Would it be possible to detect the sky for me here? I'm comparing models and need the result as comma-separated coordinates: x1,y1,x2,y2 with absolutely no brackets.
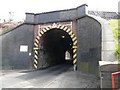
0,0,120,22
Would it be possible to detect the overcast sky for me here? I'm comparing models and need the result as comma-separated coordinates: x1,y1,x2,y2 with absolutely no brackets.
0,0,119,21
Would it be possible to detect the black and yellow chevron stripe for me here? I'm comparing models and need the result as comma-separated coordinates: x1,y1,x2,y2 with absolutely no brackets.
33,27,50,69
33,24,77,69
59,25,77,65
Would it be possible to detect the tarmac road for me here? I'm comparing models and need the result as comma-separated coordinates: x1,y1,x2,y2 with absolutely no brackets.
1,64,100,88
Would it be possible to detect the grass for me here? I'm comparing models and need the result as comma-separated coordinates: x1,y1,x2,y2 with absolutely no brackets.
0,28,11,35
0,22,23,36
109,19,120,60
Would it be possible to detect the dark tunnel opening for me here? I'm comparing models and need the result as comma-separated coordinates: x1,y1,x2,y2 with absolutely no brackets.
39,28,73,67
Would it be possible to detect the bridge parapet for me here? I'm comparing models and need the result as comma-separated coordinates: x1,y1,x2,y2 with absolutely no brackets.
25,4,88,24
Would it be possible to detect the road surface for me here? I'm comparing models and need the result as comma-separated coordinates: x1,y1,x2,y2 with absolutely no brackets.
1,64,100,88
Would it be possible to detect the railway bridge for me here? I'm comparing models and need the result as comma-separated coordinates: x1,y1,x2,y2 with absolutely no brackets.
1,4,115,75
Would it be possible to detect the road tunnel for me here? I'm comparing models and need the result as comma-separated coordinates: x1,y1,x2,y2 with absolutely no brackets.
38,28,73,68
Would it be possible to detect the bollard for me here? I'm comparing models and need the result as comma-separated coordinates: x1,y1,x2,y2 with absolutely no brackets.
74,64,77,71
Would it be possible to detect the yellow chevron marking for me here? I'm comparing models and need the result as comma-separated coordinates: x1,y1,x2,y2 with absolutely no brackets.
36,36,40,40
34,43,39,47
72,37,77,41
33,25,78,69
63,27,68,31
73,40,77,45
46,27,50,30
73,49,77,53
33,47,39,50
35,54,38,59
60,26,65,29
57,24,61,28
66,29,71,33
69,31,72,35
38,33,42,37
43,28,47,32
34,64,37,69
35,39,39,44
35,50,38,54
52,23,58,28
34,59,38,64
41,30,44,34
73,59,77,64
72,46,77,48
73,54,77,58
34,43,38,47
71,34,75,38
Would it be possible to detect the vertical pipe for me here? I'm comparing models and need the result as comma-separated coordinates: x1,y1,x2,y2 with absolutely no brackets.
111,73,115,90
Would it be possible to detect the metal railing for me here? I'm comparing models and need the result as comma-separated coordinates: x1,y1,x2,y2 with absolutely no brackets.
111,71,120,90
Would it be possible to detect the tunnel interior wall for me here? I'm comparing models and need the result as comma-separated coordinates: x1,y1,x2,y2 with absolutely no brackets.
77,16,102,75
37,29,73,68
1,24,34,69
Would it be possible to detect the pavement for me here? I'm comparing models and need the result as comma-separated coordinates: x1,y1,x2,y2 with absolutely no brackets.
0,64,100,89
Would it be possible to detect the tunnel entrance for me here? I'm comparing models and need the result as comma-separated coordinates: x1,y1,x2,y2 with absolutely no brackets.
40,28,73,67
33,24,77,69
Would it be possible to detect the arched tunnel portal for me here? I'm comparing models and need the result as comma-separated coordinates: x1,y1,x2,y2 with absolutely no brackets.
33,25,77,69
41,29,73,66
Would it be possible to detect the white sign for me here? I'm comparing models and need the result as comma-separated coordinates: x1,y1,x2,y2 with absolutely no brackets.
65,51,70,60
20,45,28,52
29,53,31,56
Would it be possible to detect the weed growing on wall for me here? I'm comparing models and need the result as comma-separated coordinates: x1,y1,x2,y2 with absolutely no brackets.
109,19,120,60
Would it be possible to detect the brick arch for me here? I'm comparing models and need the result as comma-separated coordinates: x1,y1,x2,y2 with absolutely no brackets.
33,24,77,69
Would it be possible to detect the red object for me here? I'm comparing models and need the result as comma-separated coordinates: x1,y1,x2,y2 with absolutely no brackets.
111,71,120,90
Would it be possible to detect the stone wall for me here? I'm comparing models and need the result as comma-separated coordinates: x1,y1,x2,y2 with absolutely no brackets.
1,24,34,69
77,16,102,75
99,61,120,88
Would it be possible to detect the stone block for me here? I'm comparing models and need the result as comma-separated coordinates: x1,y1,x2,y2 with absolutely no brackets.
102,42,115,51
102,51,116,61
99,61,120,88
